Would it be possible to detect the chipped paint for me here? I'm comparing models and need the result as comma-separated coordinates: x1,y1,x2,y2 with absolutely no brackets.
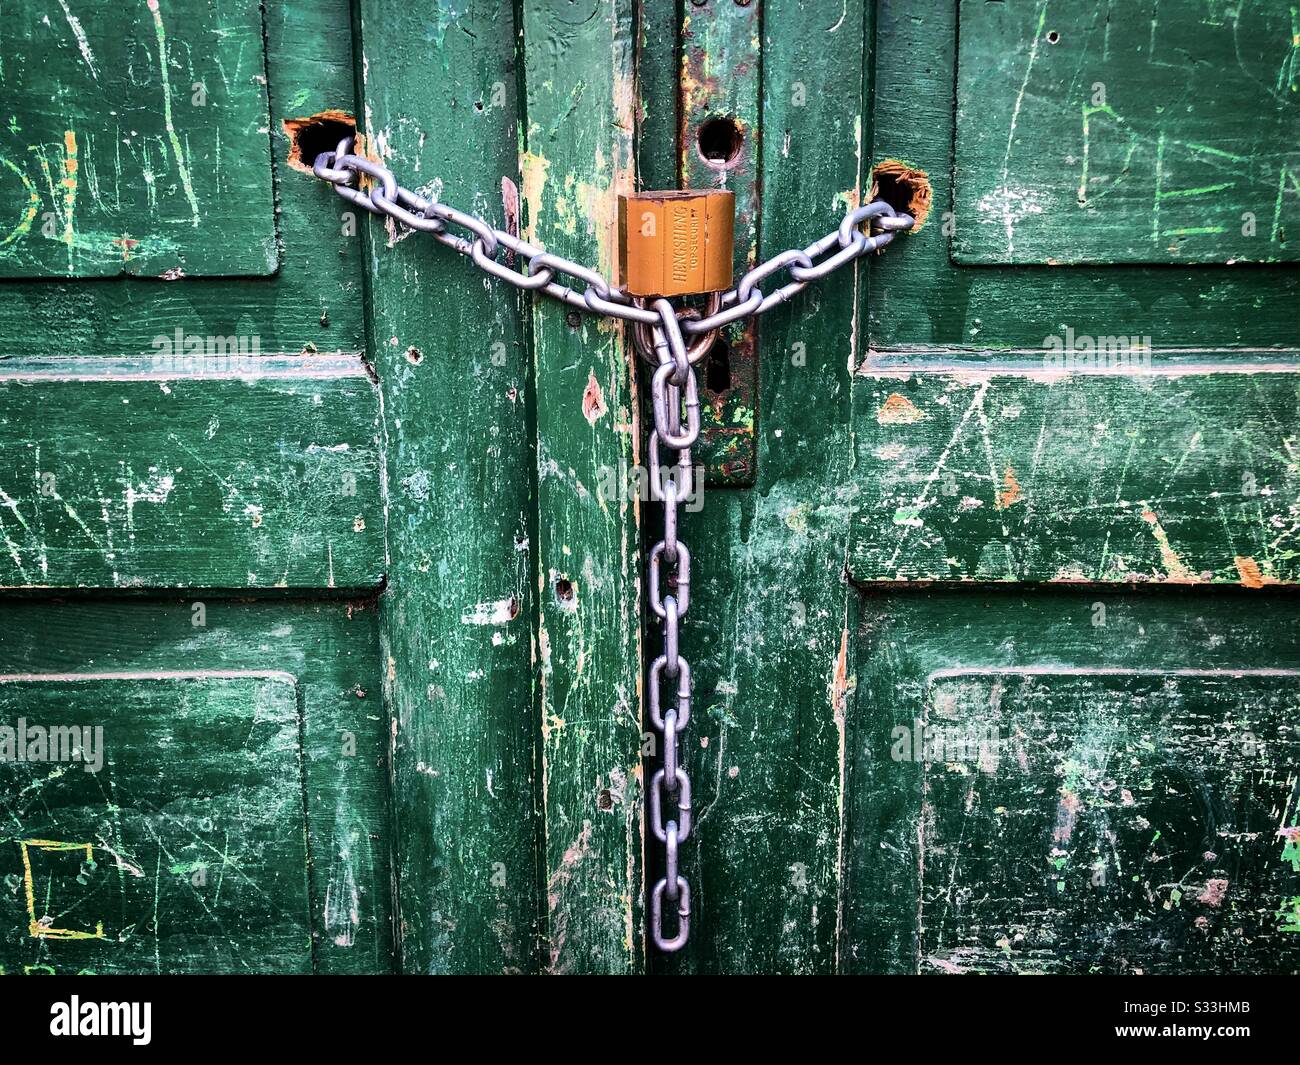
877,392,927,425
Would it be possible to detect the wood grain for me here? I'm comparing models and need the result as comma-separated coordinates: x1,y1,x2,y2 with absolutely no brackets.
521,0,646,975
0,355,383,590
355,0,543,974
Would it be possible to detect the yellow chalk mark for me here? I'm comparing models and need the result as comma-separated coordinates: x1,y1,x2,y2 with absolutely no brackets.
0,155,39,248
60,130,77,266
21,839,106,941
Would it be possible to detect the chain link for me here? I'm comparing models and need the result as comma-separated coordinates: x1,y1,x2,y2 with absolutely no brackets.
312,136,913,954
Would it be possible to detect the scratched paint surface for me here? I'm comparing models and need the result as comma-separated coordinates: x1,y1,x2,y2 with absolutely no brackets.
0,356,383,590
521,0,646,975
954,0,1299,264
0,599,393,975
850,369,1300,584
841,0,1300,979
648,0,871,974
0,0,366,355
0,0,277,278
844,589,1300,974
355,0,542,974
869,0,1300,349
0,675,310,974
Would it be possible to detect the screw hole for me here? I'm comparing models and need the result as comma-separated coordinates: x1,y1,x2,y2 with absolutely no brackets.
554,578,575,603
1046,30,1060,44
696,116,744,170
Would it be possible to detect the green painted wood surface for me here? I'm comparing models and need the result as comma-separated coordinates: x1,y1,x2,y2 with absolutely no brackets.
0,0,278,278
849,367,1300,585
844,588,1300,974
0,674,310,974
954,0,1299,265
521,0,645,975
0,599,392,975
654,0,872,974
681,0,761,485
355,0,542,974
869,0,1300,350
0,0,365,356
0,356,383,590
842,0,1300,979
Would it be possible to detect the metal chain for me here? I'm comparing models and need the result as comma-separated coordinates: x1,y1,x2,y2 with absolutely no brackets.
643,299,697,951
312,136,914,954
313,137,913,343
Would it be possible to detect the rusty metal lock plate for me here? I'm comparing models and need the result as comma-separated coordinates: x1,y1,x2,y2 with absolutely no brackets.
618,191,734,297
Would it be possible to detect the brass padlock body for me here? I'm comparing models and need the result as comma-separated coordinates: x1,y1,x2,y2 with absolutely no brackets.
618,191,734,297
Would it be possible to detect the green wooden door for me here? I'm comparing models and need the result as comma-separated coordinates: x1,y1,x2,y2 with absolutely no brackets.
0,1,392,975
840,0,1300,976
2,0,1295,976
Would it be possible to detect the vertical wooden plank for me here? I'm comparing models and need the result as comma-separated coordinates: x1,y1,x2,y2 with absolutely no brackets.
355,2,541,973
520,0,645,974
635,0,678,192
680,0,762,484
657,0,869,973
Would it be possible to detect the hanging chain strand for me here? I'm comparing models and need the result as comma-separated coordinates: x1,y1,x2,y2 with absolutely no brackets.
644,299,697,951
312,136,913,954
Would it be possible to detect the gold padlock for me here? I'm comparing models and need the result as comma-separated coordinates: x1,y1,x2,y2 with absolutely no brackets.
618,191,734,297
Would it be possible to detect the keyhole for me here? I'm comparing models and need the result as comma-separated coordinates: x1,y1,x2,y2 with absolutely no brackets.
696,116,744,170
706,337,732,393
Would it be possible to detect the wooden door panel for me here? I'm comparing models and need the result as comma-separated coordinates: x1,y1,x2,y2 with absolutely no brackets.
868,0,1300,350
844,588,1300,974
0,1,392,975
844,0,1300,979
0,0,278,279
0,0,362,358
0,600,392,975
850,367,1300,585
0,673,311,974
0,355,383,590
953,0,1299,265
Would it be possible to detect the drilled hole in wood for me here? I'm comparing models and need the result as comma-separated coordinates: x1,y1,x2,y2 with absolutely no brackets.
1046,30,1061,44
871,159,932,231
697,116,744,170
283,111,356,174
554,578,575,603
